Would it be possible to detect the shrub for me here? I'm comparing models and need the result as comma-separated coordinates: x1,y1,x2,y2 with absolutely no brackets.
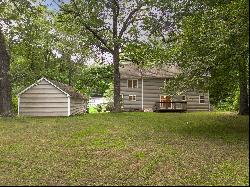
96,104,103,113
105,102,114,112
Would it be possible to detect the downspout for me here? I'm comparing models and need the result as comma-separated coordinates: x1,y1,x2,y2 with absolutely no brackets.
139,68,144,111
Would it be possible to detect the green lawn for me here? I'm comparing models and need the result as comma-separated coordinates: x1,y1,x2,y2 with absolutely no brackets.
0,112,249,186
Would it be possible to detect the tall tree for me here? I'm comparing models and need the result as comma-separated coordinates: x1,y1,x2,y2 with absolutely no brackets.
164,0,249,115
0,28,12,115
54,0,181,112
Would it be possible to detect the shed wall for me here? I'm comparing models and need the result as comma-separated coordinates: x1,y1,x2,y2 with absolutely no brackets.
70,98,87,115
19,80,68,116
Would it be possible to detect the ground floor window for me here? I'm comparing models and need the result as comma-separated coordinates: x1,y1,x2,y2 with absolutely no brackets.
199,95,205,103
129,95,136,101
182,95,186,101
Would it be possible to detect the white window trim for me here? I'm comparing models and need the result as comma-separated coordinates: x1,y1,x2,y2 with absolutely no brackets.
127,79,138,88
199,95,205,104
129,95,136,101
68,96,71,116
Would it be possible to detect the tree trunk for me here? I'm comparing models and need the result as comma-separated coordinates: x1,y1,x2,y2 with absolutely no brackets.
113,45,121,112
0,29,12,116
238,61,249,115
112,2,121,112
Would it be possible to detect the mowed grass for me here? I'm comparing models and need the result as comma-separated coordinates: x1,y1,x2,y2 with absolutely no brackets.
0,112,248,186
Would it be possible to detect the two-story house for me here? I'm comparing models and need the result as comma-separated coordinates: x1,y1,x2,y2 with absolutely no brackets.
120,64,210,112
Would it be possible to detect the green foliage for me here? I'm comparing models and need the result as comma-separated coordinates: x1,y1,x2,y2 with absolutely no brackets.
96,104,102,113
103,82,113,102
74,65,113,96
11,95,18,113
163,0,249,109
1,1,114,112
104,102,114,112
215,89,240,112
88,106,98,113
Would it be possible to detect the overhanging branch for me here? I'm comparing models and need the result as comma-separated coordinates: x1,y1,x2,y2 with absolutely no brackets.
118,4,143,39
55,0,114,54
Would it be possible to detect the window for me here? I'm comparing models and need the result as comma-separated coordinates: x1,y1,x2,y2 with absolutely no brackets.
128,79,138,88
199,95,205,103
129,95,136,101
182,95,186,101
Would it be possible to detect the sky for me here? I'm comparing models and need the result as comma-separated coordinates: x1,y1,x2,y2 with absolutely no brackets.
42,0,69,11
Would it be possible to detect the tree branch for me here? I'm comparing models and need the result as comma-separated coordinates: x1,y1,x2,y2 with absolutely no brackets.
118,3,143,39
82,23,113,54
112,0,120,17
55,0,114,54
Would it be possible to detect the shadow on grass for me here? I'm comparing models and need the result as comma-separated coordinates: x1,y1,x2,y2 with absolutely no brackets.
171,114,249,143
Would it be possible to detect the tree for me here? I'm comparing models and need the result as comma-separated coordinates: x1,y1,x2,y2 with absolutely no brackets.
54,0,182,112
0,28,11,115
164,0,249,115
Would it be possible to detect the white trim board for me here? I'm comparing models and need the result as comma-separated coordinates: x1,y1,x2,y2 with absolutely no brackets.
17,77,70,97
18,96,20,116
68,96,71,116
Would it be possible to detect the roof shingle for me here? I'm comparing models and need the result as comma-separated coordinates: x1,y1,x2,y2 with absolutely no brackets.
120,63,180,79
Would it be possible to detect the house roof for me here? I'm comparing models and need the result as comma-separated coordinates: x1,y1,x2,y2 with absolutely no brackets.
18,77,87,100
120,63,180,79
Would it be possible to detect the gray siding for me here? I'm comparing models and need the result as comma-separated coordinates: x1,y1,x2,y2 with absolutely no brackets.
71,98,87,115
185,92,209,111
19,80,68,116
120,79,142,109
143,78,166,109
120,78,210,111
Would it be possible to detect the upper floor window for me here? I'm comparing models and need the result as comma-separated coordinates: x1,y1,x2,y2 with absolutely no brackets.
128,79,138,88
182,95,186,101
199,95,205,103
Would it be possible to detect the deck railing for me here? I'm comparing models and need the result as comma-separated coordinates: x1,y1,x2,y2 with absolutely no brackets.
153,101,187,112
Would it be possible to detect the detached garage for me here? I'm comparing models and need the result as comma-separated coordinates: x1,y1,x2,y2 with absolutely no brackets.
17,77,88,116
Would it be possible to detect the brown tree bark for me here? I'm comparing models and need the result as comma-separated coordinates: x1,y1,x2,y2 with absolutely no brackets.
113,45,121,112
238,61,249,115
0,28,12,116
112,1,121,112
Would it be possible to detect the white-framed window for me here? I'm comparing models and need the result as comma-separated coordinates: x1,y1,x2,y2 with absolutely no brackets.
129,95,136,101
127,79,138,88
182,95,186,101
199,95,205,103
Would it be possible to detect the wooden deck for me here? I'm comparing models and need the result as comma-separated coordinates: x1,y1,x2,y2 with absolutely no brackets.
153,101,187,113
